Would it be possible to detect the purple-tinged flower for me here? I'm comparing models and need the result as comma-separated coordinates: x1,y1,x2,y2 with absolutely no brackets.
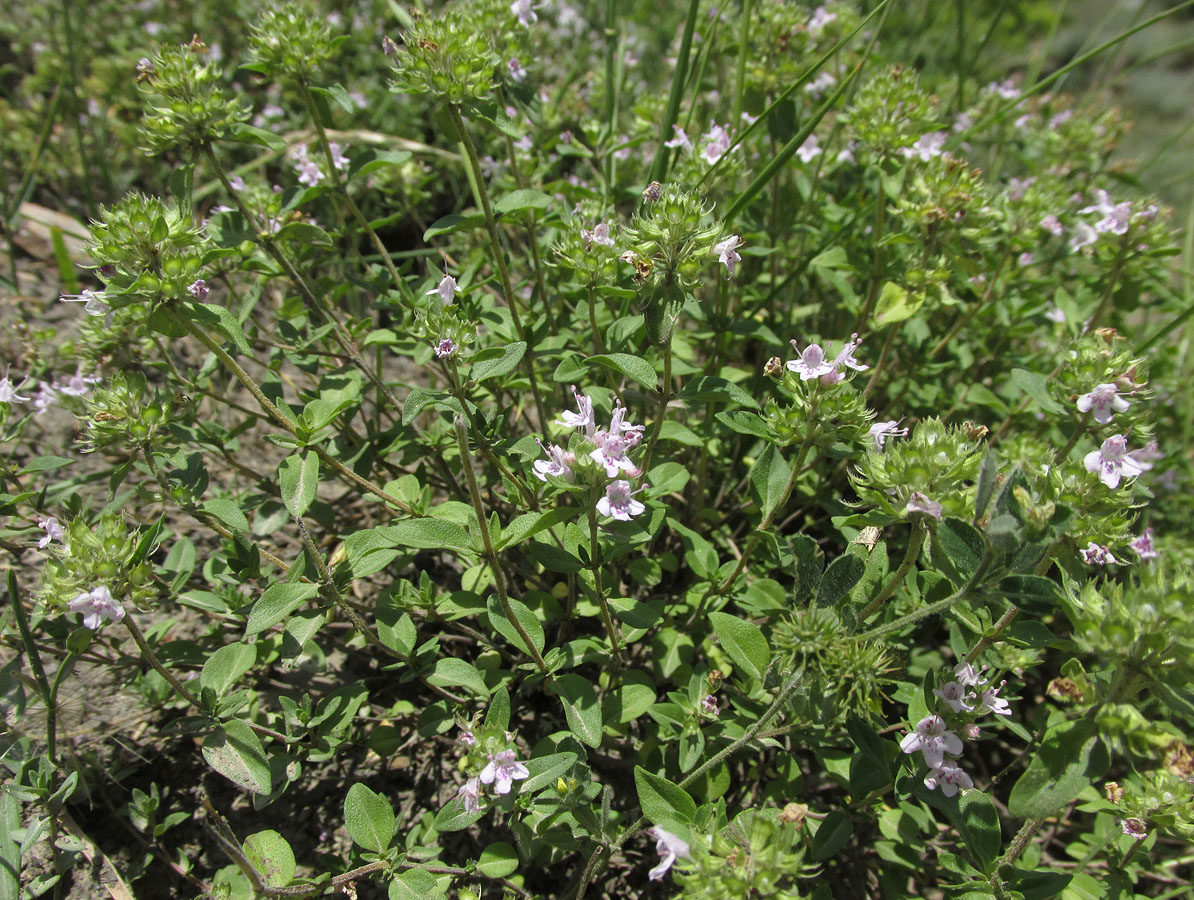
795,134,822,163
55,365,99,398
328,142,349,171
37,516,64,549
933,681,974,714
1040,214,1064,236
32,381,57,413
954,662,988,687
1069,221,1098,251
1130,528,1158,561
1079,189,1132,236
479,749,529,795
0,370,30,404
60,289,111,320
457,776,481,812
581,222,616,250
1077,383,1130,425
833,333,868,373
607,402,645,447
435,338,458,360
533,441,575,482
511,0,538,27
664,124,692,153
808,6,837,33
787,340,835,380
868,420,908,452
804,70,837,97
228,174,246,191
1121,818,1147,840
558,388,596,436
187,279,209,301
426,274,458,307
507,57,526,82
514,134,534,153
701,694,719,717
714,234,744,277
1084,434,1152,489
1130,440,1163,466
905,492,943,521
900,131,947,162
975,681,1012,717
597,480,645,521
1044,303,1066,323
459,729,477,746
648,826,690,881
1080,542,1117,566
700,124,733,164
984,78,1019,100
1017,252,1036,267
900,715,964,769
67,586,125,630
924,764,973,798
962,723,981,740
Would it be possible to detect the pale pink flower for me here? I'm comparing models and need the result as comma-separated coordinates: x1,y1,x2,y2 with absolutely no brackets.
1121,818,1147,840
933,681,974,714
924,764,973,798
795,134,822,163
54,366,99,398
1130,528,1158,561
714,234,744,277
664,124,692,154
533,441,575,482
507,57,527,82
1084,434,1152,489
434,338,457,360
1069,221,1098,251
975,681,1012,717
457,776,481,812
900,715,963,768
700,124,733,164
426,274,457,306
701,694,719,717
1077,383,1129,424
67,586,125,630
0,371,30,404
511,0,538,27
905,492,943,521
786,340,835,380
955,662,988,687
1080,189,1132,236
558,387,596,436
479,749,529,795
900,132,947,162
327,142,349,171
581,222,616,250
1080,542,1117,566
187,278,209,301
37,517,64,549
868,420,908,452
648,826,690,881
597,480,645,521
1040,214,1064,236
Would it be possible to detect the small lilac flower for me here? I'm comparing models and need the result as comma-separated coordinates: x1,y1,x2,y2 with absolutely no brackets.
701,694,719,717
1076,383,1129,425
597,480,645,521
808,6,837,32
1007,177,1034,201
905,492,943,521
787,340,835,380
507,57,527,82
435,338,458,360
459,729,477,746
804,70,837,97
0,371,30,404
228,174,246,192
1080,189,1132,236
933,681,974,714
426,274,458,306
975,681,1012,717
1017,252,1035,267
479,749,529,795
924,764,974,798
533,441,575,482
1069,221,1098,251
327,142,349,171
714,234,744,277
962,723,981,740
558,388,596,436
511,0,537,27
664,124,692,153
514,134,534,153
647,826,690,881
1121,818,1147,840
607,402,645,447
900,715,964,769
581,222,616,250
1130,528,1158,561
37,517,64,549
1040,214,1064,236
457,776,481,812
795,134,822,163
59,289,111,320
33,382,57,413
1084,434,1152,489
67,586,125,630
1044,304,1067,323
700,124,733,164
954,662,988,687
187,279,209,301
1080,542,1117,566
985,78,1019,100
54,366,99,398
868,420,908,452
833,333,868,373
900,132,947,162
837,140,858,164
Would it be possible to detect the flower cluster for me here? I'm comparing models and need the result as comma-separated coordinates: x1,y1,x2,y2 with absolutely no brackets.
453,725,531,814
786,334,868,385
900,663,1014,797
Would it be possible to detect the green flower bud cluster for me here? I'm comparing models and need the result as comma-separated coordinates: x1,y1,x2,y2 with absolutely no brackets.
851,418,983,519
86,194,208,310
891,156,994,240
845,66,940,158
674,809,814,900
623,184,722,289
37,516,156,613
386,7,500,104
1053,331,1147,416
137,40,249,156
411,303,476,363
247,2,343,80
551,202,623,288
80,371,180,453
1110,771,1194,842
763,377,874,452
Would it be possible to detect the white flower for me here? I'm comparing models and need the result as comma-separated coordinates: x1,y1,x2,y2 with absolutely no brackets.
328,142,349,171
1040,214,1064,236
511,0,538,27
479,749,529,795
426,274,458,307
713,234,744,277
648,826,690,881
0,370,30,404
1083,434,1152,489
900,132,947,162
1079,189,1132,236
67,586,125,630
1077,383,1130,425
954,662,988,687
56,366,100,398
1130,528,1158,561
933,680,974,713
664,124,692,153
507,57,527,82
795,134,822,163
905,492,943,521
597,480,645,521
900,715,964,769
457,776,481,812
924,764,973,798
59,289,111,321
808,6,837,34
868,420,908,452
558,388,596,436
581,222,616,250
533,441,575,482
1069,221,1098,251
975,681,1012,717
804,70,837,97
786,341,835,380
37,516,64,549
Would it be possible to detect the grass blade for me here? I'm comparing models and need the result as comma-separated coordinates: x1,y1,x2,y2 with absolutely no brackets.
647,0,701,184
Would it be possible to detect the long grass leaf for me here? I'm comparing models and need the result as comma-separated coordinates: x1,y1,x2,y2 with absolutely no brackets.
648,0,702,184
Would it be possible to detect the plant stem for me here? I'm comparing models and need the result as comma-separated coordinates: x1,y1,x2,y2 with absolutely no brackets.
733,0,756,126
454,417,547,671
857,520,926,621
639,341,672,475
586,501,624,667
7,572,58,764
1084,237,1130,334
855,174,886,332
123,613,202,708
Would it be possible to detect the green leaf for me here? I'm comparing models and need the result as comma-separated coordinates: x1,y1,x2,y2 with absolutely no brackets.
245,583,321,636
484,686,511,732
818,554,865,607
1008,718,1109,818
810,810,853,860
200,642,257,698
427,658,490,698
469,342,526,383
677,376,759,408
423,212,485,241
344,783,395,853
750,444,791,522
274,221,334,247
242,830,296,888
708,612,771,684
347,148,413,181
203,498,249,533
380,518,474,553
389,869,444,900
715,410,772,440
937,518,986,583
520,751,578,792
874,282,924,326
184,301,252,356
487,595,545,658
493,189,551,215
0,788,19,900
279,452,319,518
202,720,272,795
584,353,658,390
224,122,287,151
999,575,1062,615
433,796,485,832
1009,368,1064,414
477,842,519,878
790,534,824,604
553,674,604,748
497,507,574,550
634,766,697,825
16,456,73,475
957,790,1001,873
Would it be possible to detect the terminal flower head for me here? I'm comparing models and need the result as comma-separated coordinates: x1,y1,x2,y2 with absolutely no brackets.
1084,434,1152,489
900,714,963,768
67,586,125,630
427,274,457,307
1077,383,1129,424
648,826,690,881
434,338,458,360
787,340,835,381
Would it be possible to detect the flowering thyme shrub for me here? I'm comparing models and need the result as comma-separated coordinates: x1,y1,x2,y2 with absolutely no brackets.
4,1,1194,898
